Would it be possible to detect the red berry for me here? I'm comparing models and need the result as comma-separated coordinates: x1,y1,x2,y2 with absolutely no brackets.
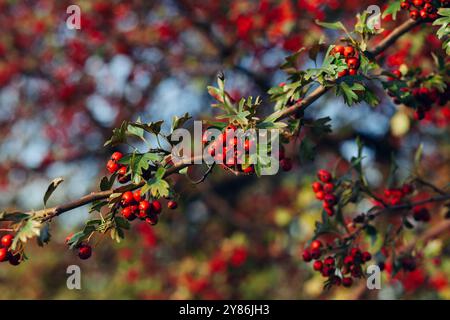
122,191,135,206
393,70,402,78
168,200,178,210
323,183,334,193
311,248,322,259
8,252,21,266
402,183,414,195
111,152,123,162
1,234,13,248
350,248,361,257
333,45,345,55
302,249,312,262
138,200,151,213
312,182,323,193
324,194,337,206
280,158,293,172
152,200,162,214
317,169,332,183
348,68,357,76
346,57,359,69
424,3,433,12
410,10,420,20
344,255,354,265
324,256,335,266
337,69,348,78
342,277,353,287
413,0,424,6
315,191,325,200
325,208,334,216
106,160,119,174
313,260,323,271
311,240,323,250
343,46,355,58
145,215,158,226
362,251,372,262
419,9,428,19
117,166,127,176
401,1,410,10
243,165,254,174
0,248,8,262
138,209,148,219
78,244,92,260
133,190,142,202
321,266,334,277
122,206,136,221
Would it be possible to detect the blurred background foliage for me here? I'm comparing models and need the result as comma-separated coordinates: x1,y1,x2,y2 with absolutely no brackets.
0,0,448,299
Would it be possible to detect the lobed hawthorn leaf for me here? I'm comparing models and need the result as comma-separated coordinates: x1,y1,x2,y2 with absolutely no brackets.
43,177,64,206
129,120,164,136
171,112,192,132
141,169,170,198
12,219,42,250
100,174,116,191
382,1,401,20
127,118,145,140
104,121,128,147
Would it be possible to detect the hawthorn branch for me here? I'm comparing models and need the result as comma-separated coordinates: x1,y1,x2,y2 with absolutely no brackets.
343,194,450,242
271,19,422,121
25,19,423,222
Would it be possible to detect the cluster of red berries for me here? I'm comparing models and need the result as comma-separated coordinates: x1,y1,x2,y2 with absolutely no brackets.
331,45,360,78
106,152,130,183
312,169,337,216
387,72,450,120
120,190,177,226
0,235,21,266
204,125,255,174
412,206,431,222
302,240,372,287
401,0,448,21
383,183,414,205
204,125,293,173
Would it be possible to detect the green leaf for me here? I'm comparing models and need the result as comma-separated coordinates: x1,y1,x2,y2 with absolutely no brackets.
127,118,145,140
130,153,160,178
37,223,51,247
100,175,116,191
12,219,42,250
129,121,164,136
0,211,29,222
104,121,128,147
382,1,401,20
315,20,347,32
43,177,64,206
155,167,166,180
337,82,359,105
299,138,316,162
115,216,131,230
142,178,170,198
171,112,192,131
